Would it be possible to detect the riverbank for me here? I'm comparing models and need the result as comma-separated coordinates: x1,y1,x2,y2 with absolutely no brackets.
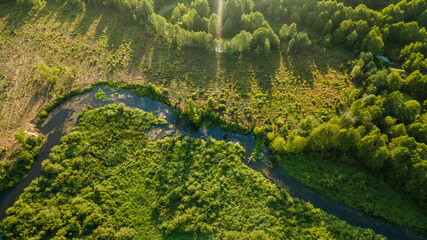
277,153,427,233
1,103,384,239
0,0,349,153
1,86,426,239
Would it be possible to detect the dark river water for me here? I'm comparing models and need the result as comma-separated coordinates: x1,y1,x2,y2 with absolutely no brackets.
0,86,426,240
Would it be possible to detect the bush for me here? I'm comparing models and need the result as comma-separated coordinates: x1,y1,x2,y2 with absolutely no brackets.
271,136,286,153
253,126,262,136
38,62,60,85
286,136,307,154
0,134,44,193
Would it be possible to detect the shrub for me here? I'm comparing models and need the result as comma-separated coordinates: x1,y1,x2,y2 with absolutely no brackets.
253,126,262,136
271,136,286,153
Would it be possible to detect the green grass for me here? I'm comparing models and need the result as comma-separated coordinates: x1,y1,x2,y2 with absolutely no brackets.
276,152,427,232
1,104,384,239
0,0,353,158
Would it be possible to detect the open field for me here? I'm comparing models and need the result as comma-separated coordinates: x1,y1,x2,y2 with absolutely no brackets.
0,1,351,153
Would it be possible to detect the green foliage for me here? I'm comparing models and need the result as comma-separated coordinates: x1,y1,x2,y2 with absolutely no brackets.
277,153,427,232
223,18,233,38
150,14,214,50
0,105,383,239
279,23,297,43
387,72,402,92
389,21,427,46
95,88,106,100
14,127,26,145
279,23,311,53
191,0,210,18
418,10,427,27
402,100,421,123
224,30,253,54
407,122,427,144
0,133,44,194
101,0,154,22
171,3,188,23
250,137,264,160
264,39,270,58
9,0,427,233
252,27,279,49
129,0,427,224
241,12,269,32
266,131,275,141
224,0,244,22
270,136,286,154
253,126,262,136
17,0,43,7
281,72,427,210
0,149,6,158
182,9,207,32
357,129,388,170
208,13,219,36
38,62,60,85
361,26,384,56
382,4,404,23
405,71,427,102
308,123,340,152
182,98,199,122
286,136,307,154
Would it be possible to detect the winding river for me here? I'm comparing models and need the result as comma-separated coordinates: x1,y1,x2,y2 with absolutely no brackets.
0,86,426,240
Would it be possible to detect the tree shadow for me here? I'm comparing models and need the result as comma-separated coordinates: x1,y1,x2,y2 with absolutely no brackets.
0,2,33,34
134,41,283,101
93,14,127,53
242,50,281,94
46,1,87,35
282,53,316,88
22,81,52,121
0,1,83,35
1,0,351,115
133,37,349,103
72,4,99,35
311,46,352,75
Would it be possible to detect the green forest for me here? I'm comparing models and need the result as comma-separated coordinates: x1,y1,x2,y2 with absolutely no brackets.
0,0,426,238
1,104,383,239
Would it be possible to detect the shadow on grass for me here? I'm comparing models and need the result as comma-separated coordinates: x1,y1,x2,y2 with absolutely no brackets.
0,0,349,103
0,2,33,34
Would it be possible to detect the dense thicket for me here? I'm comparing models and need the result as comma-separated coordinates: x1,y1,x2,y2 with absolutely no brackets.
148,0,427,57
155,0,427,219
0,130,43,194
231,0,427,227
148,0,427,231
16,0,426,59
271,51,427,213
276,152,427,232
0,105,383,239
